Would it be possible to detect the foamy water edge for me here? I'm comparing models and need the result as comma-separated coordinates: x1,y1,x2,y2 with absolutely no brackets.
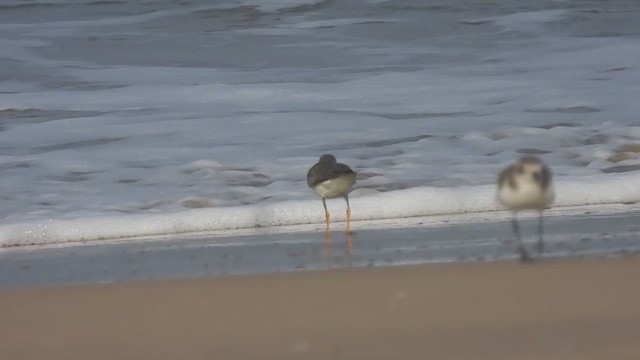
2,173,639,247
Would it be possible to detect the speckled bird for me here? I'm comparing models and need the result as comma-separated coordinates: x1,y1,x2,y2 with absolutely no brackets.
497,155,555,262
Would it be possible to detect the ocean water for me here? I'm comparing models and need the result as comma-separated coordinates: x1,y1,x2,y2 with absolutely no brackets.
2,0,640,246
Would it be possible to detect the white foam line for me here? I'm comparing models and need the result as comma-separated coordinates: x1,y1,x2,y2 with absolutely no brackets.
1,173,640,247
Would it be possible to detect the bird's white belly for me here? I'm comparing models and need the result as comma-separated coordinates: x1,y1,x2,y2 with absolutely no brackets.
498,182,555,210
313,174,356,199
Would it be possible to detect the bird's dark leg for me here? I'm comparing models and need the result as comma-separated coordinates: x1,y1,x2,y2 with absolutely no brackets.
511,211,530,262
536,210,544,256
344,195,352,254
322,198,331,248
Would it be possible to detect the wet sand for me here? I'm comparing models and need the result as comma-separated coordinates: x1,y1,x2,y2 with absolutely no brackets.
1,256,640,360
3,207,640,290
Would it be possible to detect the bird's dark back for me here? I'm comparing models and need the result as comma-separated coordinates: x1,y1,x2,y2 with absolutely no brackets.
307,162,355,188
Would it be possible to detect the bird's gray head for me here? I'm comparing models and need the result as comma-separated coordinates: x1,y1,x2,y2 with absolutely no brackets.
318,154,337,164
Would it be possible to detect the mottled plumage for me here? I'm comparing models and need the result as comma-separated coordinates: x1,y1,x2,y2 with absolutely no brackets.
498,155,554,210
498,155,552,193
497,156,555,262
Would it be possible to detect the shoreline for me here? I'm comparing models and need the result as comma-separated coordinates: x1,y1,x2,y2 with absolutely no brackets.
2,199,640,250
2,206,640,290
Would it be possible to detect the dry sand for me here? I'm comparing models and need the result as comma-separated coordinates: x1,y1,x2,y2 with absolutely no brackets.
1,257,640,360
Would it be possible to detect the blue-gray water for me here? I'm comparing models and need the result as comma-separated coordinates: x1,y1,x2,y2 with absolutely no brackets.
1,0,640,226
2,206,639,290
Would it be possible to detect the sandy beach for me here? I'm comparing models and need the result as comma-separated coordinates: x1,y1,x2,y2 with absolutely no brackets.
2,256,640,360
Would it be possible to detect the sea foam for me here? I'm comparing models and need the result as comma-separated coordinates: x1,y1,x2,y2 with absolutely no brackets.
2,0,640,231
1,173,639,247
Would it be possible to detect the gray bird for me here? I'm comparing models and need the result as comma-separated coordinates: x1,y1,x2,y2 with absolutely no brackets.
307,154,357,241
497,155,555,262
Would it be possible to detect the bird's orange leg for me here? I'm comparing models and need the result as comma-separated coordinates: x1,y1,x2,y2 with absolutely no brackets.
344,195,352,234
324,210,331,247
322,198,331,249
345,195,353,254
